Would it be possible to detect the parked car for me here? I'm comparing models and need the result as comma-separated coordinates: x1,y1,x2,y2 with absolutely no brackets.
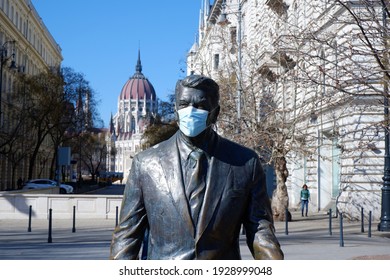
22,179,74,194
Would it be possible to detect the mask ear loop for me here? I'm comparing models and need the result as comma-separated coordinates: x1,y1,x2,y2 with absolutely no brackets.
205,109,218,134
211,122,218,133
207,105,220,128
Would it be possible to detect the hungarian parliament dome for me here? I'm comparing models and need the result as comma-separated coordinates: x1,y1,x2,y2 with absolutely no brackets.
107,51,158,180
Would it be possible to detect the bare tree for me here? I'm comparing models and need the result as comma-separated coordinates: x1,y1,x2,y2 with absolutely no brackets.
202,14,319,220
77,130,107,182
19,67,100,180
142,94,178,148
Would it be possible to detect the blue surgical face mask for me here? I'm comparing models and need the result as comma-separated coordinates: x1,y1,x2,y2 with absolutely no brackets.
177,106,209,137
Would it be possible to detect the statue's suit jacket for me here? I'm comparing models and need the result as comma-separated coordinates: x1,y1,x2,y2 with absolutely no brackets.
110,131,283,260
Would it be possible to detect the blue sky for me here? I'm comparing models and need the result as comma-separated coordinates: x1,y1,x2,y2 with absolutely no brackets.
32,0,203,127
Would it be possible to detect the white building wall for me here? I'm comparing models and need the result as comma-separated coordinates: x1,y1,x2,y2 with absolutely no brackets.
190,0,387,220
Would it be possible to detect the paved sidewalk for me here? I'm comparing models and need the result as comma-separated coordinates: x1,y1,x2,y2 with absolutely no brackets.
271,211,390,260
0,211,389,260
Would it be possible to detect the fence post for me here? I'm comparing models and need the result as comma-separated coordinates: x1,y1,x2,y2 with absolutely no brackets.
328,208,332,236
368,211,372,238
28,205,32,232
285,208,289,235
72,205,76,233
48,208,52,243
339,212,344,247
116,206,119,227
361,207,364,233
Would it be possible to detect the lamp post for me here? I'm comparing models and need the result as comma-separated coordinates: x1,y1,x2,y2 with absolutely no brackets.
379,2,390,231
218,0,243,134
0,40,17,125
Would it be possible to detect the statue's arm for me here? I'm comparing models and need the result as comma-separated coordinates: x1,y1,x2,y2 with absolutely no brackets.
110,157,147,260
244,157,284,260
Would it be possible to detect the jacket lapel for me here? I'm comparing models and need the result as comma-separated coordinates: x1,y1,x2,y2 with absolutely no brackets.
158,134,194,235
196,155,231,241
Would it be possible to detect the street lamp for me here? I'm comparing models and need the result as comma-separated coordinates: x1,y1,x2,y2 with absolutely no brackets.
218,0,243,134
0,40,17,125
379,3,390,231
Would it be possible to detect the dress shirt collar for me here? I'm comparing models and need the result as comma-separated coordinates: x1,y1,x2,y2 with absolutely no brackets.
177,130,215,162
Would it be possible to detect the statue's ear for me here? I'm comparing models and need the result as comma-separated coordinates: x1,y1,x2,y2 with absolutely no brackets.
209,105,220,124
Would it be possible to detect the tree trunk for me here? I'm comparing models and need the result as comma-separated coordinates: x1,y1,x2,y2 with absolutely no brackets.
271,156,291,221
28,147,39,180
49,146,57,180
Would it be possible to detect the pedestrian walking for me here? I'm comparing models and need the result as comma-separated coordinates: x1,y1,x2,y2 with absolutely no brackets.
301,184,310,217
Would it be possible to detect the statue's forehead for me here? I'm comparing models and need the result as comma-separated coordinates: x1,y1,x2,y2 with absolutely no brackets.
179,87,208,100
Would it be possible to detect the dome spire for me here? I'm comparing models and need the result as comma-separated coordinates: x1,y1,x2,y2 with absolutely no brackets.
135,48,142,73
110,113,115,134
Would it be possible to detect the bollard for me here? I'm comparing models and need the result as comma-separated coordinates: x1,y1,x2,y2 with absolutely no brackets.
361,207,364,233
368,211,372,238
285,208,289,235
328,208,332,236
72,205,76,233
28,205,32,232
339,212,344,247
116,206,119,227
48,208,53,243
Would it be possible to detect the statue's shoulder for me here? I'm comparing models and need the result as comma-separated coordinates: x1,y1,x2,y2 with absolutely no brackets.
217,134,256,154
215,134,258,163
135,133,176,161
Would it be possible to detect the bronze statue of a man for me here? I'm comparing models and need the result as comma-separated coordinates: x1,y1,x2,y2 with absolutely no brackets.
110,75,284,260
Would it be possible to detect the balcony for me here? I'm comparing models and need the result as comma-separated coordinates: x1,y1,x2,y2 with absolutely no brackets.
271,50,296,70
265,0,289,16
273,34,298,53
257,51,278,81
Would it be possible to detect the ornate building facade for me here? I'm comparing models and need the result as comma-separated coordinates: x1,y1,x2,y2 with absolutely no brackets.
0,0,62,190
189,0,388,221
106,51,158,182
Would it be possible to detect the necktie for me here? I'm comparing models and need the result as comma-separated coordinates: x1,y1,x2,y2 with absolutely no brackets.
186,150,207,226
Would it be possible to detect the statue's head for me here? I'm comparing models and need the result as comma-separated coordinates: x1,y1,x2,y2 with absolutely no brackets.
175,75,220,139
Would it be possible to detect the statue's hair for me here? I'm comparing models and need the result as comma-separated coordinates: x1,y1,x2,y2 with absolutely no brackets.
175,75,220,107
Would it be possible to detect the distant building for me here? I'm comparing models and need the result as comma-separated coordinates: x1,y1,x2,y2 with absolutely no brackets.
106,50,158,182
